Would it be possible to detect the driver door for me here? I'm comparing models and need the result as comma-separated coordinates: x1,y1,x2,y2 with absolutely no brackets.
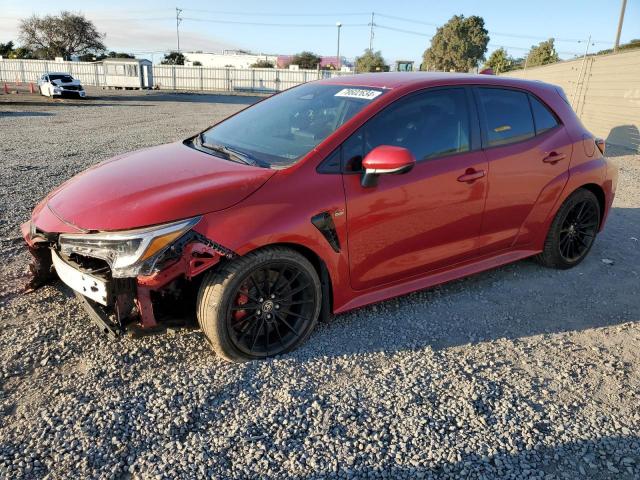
342,88,488,291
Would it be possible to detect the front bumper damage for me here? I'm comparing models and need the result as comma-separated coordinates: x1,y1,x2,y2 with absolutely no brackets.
22,222,235,337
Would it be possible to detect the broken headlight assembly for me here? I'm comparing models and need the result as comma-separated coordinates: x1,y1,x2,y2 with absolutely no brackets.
58,217,201,278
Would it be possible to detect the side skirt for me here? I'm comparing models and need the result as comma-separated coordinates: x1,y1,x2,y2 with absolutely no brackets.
335,248,539,314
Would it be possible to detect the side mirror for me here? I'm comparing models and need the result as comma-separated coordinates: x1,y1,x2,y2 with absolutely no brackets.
361,145,416,188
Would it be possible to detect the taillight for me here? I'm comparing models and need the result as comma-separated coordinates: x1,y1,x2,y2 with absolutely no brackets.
595,138,606,155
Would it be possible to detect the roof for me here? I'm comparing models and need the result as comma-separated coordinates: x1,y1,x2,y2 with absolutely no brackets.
46,72,73,76
318,72,550,91
102,58,148,63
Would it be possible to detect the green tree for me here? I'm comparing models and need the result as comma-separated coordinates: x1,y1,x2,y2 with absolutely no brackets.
19,11,105,59
78,50,134,62
483,47,514,74
525,39,559,67
0,41,14,57
290,51,321,69
9,47,35,59
421,15,489,72
192,61,203,66
161,51,185,65
250,59,274,68
597,38,640,55
355,49,388,72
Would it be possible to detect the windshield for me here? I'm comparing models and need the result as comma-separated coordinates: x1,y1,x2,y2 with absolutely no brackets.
198,83,386,168
49,74,74,82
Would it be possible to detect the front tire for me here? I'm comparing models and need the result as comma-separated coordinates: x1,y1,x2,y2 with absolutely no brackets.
537,188,601,269
197,247,322,362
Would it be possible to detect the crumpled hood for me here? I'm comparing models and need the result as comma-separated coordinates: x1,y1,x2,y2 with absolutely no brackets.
45,142,275,231
51,79,81,86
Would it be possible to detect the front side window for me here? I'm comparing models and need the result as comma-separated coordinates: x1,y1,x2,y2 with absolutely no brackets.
343,88,471,171
199,83,387,169
477,88,535,147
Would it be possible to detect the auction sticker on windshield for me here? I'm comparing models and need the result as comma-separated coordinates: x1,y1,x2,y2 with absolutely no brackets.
334,88,383,100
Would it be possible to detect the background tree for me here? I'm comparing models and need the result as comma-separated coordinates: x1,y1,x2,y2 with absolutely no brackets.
250,59,274,68
290,51,321,69
78,50,135,61
192,61,203,66
597,38,640,55
0,41,14,57
355,49,388,72
483,47,514,74
525,39,559,68
161,51,185,65
19,11,105,60
421,15,489,72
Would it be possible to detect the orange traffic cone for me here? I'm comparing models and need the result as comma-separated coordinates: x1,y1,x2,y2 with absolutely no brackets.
29,82,35,94
3,83,8,94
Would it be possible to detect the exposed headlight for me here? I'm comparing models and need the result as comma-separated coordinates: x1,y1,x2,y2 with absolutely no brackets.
59,217,201,278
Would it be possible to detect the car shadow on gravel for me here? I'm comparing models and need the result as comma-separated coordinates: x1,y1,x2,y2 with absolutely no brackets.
295,206,640,359
292,436,640,479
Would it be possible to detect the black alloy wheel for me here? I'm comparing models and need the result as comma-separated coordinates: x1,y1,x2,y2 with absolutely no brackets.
537,188,601,269
558,199,599,262
197,247,322,362
227,262,318,357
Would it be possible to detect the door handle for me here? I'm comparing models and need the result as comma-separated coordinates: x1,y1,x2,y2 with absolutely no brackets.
543,152,566,163
457,169,486,183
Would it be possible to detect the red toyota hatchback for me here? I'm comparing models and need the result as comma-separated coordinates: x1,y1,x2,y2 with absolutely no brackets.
23,73,617,362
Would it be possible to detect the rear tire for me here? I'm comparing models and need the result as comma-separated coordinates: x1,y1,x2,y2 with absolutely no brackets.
537,188,601,269
197,247,322,362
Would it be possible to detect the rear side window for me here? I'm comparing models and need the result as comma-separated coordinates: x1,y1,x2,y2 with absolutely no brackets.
477,88,535,147
529,95,559,134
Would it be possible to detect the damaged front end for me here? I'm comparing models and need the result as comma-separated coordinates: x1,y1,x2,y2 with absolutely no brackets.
22,217,234,338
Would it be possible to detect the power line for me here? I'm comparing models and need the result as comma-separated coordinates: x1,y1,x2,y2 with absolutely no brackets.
180,8,369,17
181,17,369,28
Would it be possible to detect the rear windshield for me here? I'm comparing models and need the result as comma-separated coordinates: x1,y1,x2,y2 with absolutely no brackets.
49,74,74,82
198,83,387,168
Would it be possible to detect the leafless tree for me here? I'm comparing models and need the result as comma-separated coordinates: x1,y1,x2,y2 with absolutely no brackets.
19,11,105,60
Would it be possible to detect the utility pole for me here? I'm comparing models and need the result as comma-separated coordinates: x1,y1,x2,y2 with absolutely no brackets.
369,12,375,51
176,7,183,52
336,22,342,70
614,0,627,53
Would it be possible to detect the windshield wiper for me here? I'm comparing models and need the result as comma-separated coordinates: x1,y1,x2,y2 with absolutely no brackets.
197,133,258,166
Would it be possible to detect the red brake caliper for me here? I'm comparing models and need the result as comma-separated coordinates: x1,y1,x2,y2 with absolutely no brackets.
233,290,249,321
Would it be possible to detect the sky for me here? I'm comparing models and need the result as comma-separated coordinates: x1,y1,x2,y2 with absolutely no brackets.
1,0,639,65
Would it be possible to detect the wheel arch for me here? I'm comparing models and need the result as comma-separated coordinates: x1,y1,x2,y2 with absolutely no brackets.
578,183,606,228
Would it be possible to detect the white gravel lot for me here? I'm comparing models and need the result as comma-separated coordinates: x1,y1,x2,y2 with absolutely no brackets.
1,88,639,480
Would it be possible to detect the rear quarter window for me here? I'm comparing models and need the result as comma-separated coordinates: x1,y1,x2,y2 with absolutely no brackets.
529,95,559,134
477,88,535,147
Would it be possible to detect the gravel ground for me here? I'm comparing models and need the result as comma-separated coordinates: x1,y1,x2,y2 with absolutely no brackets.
1,88,639,480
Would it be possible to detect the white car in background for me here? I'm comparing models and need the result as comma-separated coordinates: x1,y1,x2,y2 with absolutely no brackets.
37,72,86,98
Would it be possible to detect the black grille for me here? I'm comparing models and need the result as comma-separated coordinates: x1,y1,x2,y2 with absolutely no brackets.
62,85,81,91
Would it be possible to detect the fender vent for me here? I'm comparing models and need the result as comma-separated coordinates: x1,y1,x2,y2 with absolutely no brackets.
311,212,341,253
